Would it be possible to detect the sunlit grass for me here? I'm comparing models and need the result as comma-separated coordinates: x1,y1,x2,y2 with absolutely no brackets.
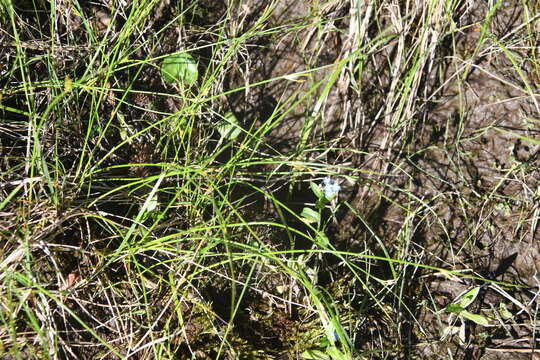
1,0,539,358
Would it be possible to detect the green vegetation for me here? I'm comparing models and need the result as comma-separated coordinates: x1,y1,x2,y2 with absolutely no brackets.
161,52,198,86
1,0,539,358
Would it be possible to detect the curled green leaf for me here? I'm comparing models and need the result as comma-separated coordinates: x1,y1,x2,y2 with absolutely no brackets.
301,207,320,224
216,111,242,140
161,52,198,85
310,181,324,199
460,286,481,309
461,310,490,326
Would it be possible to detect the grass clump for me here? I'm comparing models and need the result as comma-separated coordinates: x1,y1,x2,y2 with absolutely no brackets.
1,0,539,359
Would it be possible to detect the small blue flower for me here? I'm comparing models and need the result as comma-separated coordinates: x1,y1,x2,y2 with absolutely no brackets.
322,177,340,199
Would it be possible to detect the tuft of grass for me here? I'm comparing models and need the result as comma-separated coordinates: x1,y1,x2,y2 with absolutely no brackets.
1,0,539,358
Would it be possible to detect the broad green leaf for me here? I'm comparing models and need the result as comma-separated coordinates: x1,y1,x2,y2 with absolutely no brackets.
325,346,348,360
161,52,198,85
445,303,464,314
461,310,490,326
460,287,480,309
315,198,327,211
216,111,242,140
302,349,331,360
310,181,324,199
316,232,330,247
301,207,320,224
